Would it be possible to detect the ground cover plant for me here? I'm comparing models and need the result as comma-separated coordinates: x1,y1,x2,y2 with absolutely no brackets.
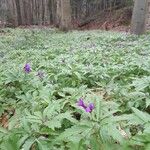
0,28,150,150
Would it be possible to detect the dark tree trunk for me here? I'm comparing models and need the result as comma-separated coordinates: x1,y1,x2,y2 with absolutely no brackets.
15,0,22,25
131,0,148,35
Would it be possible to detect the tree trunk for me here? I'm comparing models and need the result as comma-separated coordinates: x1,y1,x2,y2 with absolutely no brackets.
55,0,61,27
14,0,21,25
59,0,72,31
131,0,148,35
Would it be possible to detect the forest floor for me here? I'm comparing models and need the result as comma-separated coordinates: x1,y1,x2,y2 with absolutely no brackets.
0,28,150,149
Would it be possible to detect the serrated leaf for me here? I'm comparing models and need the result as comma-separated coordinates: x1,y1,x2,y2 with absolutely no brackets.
36,140,50,150
43,101,60,119
131,77,150,91
22,138,35,150
132,107,150,123
56,125,91,141
18,135,29,148
90,134,102,150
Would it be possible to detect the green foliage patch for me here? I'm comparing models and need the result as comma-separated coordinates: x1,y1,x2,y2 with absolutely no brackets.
0,28,150,149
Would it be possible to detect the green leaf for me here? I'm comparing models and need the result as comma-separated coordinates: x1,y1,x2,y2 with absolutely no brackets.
95,96,102,122
45,112,77,130
36,140,50,150
67,140,86,150
146,98,150,108
18,135,29,148
132,107,150,123
90,134,102,150
56,125,91,142
22,138,35,150
146,143,150,150
57,92,65,98
131,77,150,91
4,133,20,150
74,72,82,81
0,126,8,134
106,124,124,143
43,101,60,119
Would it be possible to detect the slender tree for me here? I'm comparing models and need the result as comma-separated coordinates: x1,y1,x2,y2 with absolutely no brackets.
131,0,148,35
59,0,72,31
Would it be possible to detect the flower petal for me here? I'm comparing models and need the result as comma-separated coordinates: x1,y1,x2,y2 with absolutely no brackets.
24,63,31,73
77,98,87,109
89,103,94,110
85,107,92,113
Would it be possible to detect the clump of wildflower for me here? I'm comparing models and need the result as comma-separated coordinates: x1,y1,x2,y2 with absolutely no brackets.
77,98,94,113
24,63,31,73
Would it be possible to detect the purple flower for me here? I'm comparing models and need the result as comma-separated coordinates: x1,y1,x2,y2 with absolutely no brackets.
86,103,94,113
77,98,87,109
24,63,31,73
89,103,94,110
77,99,94,113
85,107,91,113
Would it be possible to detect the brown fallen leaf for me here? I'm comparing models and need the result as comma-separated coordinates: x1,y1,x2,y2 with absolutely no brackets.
0,112,8,128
